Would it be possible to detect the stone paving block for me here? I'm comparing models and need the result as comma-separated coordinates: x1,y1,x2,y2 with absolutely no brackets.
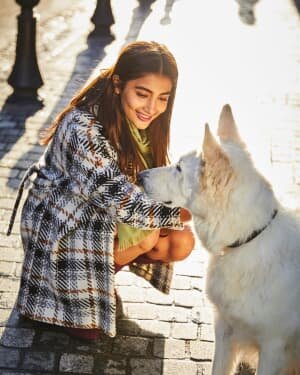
94,357,126,375
27,145,45,155
38,331,70,350
0,178,20,190
112,335,151,356
129,358,162,375
190,340,214,361
199,324,215,342
114,270,135,286
116,286,145,303
136,320,171,338
156,305,190,323
0,168,19,179
0,248,23,263
0,309,11,326
0,167,19,178
170,275,191,290
0,237,22,251
75,340,113,355
14,160,34,171
0,160,18,169
0,121,17,129
125,303,159,320
174,258,204,277
172,323,198,340
133,275,152,288
173,289,203,308
117,319,142,336
0,292,18,309
0,199,16,210
153,338,186,359
0,278,20,292
162,359,198,375
0,262,16,276
14,264,22,278
145,288,173,305
191,306,214,325
1,328,35,348
190,276,205,291
21,351,56,372
0,346,20,368
197,362,213,375
59,353,94,373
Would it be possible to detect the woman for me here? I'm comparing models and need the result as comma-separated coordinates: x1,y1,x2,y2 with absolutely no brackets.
8,41,195,341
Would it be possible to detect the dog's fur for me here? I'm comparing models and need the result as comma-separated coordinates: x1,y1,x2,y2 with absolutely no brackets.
139,105,300,374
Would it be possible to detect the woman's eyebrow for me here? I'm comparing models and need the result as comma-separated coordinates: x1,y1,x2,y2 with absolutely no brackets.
135,86,171,95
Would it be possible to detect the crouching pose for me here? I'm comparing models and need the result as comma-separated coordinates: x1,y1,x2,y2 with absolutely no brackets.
7,41,195,341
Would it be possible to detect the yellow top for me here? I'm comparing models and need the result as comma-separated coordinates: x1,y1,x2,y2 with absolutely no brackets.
116,119,155,251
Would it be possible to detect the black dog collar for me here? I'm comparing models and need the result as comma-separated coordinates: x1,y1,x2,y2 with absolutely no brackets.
228,209,278,249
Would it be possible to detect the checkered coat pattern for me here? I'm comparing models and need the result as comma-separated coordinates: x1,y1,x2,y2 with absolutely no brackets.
17,108,182,337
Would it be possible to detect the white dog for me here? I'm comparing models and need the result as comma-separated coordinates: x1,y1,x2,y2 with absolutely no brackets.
139,105,300,375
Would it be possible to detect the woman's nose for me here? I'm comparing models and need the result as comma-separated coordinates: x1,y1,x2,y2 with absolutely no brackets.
145,98,157,114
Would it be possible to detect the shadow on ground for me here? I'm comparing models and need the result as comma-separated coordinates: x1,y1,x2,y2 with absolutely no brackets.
0,300,166,374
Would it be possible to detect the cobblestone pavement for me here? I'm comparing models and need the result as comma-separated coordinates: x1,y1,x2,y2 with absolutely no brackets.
0,0,299,374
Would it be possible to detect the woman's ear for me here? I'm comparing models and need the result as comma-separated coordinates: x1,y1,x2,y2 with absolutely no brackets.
112,74,121,95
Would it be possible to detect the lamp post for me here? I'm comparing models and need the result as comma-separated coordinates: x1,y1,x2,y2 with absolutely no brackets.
90,0,115,38
7,0,43,104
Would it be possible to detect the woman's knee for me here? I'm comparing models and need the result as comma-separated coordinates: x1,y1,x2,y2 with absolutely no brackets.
169,228,195,261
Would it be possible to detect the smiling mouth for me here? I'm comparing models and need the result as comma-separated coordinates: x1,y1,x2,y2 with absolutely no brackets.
163,201,173,205
136,112,152,122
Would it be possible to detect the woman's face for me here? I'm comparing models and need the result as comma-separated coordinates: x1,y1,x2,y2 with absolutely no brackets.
120,73,172,130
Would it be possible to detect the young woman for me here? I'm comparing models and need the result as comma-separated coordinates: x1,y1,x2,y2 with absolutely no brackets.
8,41,195,341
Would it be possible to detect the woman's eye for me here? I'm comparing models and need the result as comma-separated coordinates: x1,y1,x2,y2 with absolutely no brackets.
176,164,181,172
159,97,168,102
136,92,148,98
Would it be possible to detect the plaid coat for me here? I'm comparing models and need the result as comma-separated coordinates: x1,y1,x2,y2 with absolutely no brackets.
16,108,182,337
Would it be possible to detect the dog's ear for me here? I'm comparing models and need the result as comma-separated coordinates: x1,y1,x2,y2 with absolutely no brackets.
202,123,234,198
203,123,225,162
217,104,244,145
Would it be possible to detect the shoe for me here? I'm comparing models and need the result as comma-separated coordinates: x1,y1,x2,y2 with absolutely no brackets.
64,327,101,341
134,254,161,264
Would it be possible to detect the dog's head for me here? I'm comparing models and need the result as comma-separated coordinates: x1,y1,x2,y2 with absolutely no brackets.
140,104,277,253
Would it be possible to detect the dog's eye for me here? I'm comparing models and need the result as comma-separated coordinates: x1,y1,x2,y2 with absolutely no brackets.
176,164,181,172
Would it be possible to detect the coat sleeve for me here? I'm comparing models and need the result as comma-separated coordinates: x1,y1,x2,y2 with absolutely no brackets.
62,111,183,231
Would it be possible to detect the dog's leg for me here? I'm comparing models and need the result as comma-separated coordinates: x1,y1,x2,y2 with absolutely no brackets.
212,318,236,375
256,343,288,375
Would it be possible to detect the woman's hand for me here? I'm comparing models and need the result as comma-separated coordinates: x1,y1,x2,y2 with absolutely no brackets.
180,207,192,222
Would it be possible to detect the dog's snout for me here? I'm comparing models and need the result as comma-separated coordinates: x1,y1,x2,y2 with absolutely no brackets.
137,170,148,185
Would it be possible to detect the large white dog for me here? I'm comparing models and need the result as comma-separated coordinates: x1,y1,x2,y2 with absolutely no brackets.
139,105,300,374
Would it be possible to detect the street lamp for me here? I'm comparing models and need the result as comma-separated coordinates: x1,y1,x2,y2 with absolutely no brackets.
90,0,115,38
7,0,43,104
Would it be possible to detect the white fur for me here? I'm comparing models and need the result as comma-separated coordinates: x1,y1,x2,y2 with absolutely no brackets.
140,105,300,374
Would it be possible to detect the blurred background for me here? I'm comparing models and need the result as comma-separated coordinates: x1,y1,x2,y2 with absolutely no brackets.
1,0,299,205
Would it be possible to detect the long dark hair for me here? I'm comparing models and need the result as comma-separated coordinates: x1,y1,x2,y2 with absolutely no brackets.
41,41,178,179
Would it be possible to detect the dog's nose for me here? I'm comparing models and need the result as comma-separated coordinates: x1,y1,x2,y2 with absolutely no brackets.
137,170,148,185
